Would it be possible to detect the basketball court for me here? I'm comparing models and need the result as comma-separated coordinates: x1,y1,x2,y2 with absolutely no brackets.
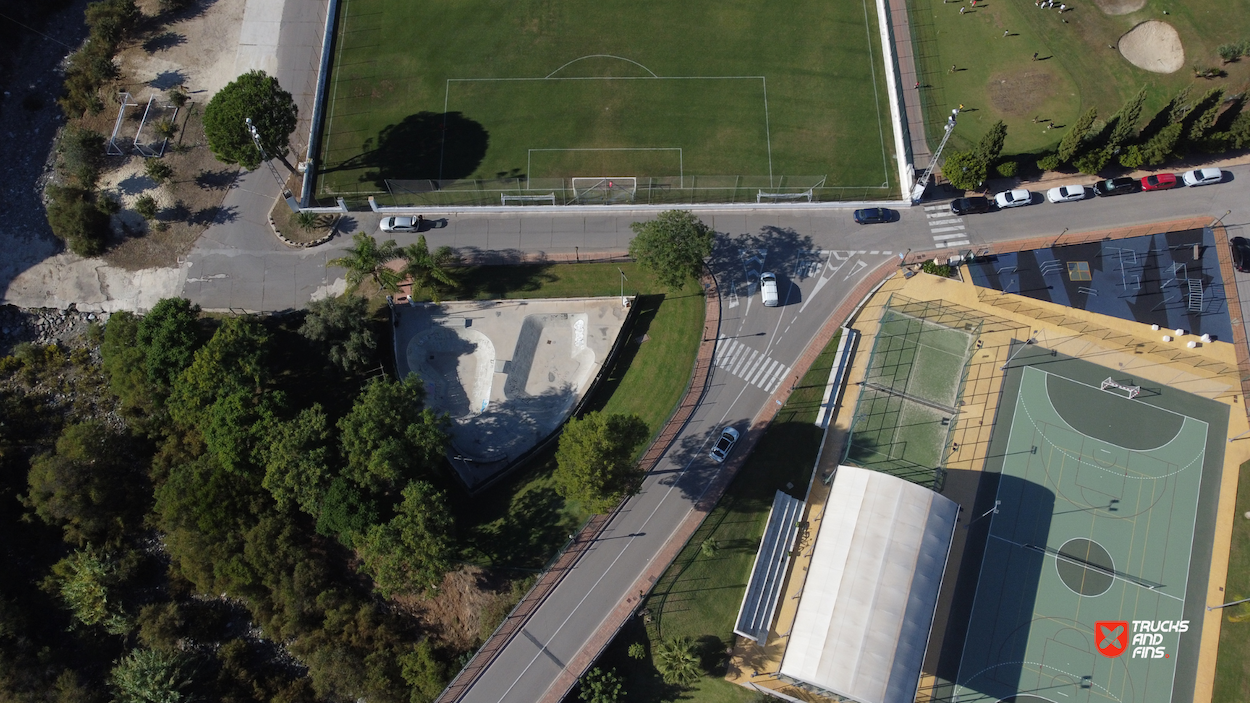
952,343,1229,703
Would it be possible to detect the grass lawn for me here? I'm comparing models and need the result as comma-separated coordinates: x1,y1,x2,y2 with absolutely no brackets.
439,262,705,569
909,0,1250,156
576,330,843,703
1212,458,1250,703
317,0,895,199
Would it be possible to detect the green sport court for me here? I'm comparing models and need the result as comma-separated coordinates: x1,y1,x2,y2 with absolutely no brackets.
314,0,897,203
845,301,977,488
951,345,1228,703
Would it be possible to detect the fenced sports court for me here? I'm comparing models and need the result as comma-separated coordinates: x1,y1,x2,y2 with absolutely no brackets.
844,296,980,488
950,344,1228,703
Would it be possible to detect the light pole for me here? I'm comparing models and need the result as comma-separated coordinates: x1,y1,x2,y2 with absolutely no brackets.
246,117,299,213
1208,595,1250,611
1215,209,1233,227
911,110,958,203
1001,337,1036,370
618,267,629,306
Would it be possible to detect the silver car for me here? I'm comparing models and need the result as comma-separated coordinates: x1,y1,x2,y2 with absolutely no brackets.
710,427,740,463
380,215,423,232
1046,185,1088,203
1181,168,1222,187
994,189,1033,208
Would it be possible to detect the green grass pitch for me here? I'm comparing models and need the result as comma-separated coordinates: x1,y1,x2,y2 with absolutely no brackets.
316,0,897,196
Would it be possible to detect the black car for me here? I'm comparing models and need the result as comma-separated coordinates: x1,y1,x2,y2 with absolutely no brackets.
950,196,990,216
853,207,893,224
1232,237,1250,273
1093,177,1136,197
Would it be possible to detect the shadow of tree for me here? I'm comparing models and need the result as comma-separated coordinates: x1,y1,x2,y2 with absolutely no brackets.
149,69,187,90
455,262,559,299
324,111,490,188
143,31,186,53
195,168,239,190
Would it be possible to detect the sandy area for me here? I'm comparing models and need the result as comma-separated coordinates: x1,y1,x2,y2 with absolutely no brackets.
120,0,247,98
1119,20,1185,74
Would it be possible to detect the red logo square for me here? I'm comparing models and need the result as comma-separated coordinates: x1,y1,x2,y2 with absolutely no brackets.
1096,621,1129,657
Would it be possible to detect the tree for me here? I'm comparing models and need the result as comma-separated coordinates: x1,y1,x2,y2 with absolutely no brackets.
974,120,1008,165
1057,107,1098,162
400,641,447,703
1229,103,1250,148
337,374,449,492
44,548,132,634
169,315,269,429
315,476,379,544
554,412,650,513
109,649,194,703
578,667,624,703
27,421,145,545
262,404,333,514
401,235,459,303
1141,123,1184,166
101,311,156,415
1107,87,1148,149
136,297,201,391
57,126,106,187
628,210,714,290
45,184,111,257
203,70,298,170
939,149,986,191
1183,87,1225,143
300,294,378,372
328,233,403,293
358,481,453,596
654,636,701,686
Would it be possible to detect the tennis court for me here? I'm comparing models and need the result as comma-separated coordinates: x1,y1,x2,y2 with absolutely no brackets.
952,344,1229,703
845,303,975,487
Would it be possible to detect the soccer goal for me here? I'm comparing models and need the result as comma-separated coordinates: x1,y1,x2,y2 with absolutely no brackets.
1100,377,1141,399
757,188,814,203
571,177,637,203
501,193,556,206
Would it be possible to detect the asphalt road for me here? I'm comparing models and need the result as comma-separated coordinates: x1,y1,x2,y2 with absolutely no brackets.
458,230,899,702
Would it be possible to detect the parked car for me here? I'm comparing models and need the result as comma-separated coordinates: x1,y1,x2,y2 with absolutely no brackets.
1141,173,1178,191
853,207,893,224
760,272,779,307
1232,237,1250,273
994,189,1033,209
710,427,740,463
380,215,423,232
1182,168,1223,187
1046,185,1088,203
1093,177,1136,197
950,196,990,216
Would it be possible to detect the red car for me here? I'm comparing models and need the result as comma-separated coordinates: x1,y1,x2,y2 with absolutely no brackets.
1141,173,1178,191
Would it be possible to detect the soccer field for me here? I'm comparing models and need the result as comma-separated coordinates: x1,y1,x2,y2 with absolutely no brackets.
315,0,897,204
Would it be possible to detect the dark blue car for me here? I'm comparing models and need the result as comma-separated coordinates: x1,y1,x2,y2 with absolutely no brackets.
853,207,893,225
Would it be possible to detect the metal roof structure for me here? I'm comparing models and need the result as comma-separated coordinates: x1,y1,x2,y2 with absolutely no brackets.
734,490,806,643
779,466,959,703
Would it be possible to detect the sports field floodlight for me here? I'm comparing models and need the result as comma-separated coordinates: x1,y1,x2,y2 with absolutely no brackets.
1000,337,1036,370
912,113,957,203
247,117,299,213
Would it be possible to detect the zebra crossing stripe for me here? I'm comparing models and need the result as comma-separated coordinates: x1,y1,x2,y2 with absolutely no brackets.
936,240,970,248
764,364,788,391
718,339,740,368
923,204,948,211
933,232,970,240
733,349,758,377
743,352,766,381
928,218,962,226
930,226,966,234
750,358,778,386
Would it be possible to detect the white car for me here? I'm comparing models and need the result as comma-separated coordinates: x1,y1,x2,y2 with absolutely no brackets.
1181,168,1223,187
1046,185,1088,204
994,189,1033,208
380,215,423,232
760,272,779,307
710,427,740,463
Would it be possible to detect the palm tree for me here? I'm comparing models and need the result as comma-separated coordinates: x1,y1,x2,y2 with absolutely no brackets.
328,232,401,293
401,235,459,302
654,636,702,686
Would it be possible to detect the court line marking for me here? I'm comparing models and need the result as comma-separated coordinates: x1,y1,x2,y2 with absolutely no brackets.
546,54,659,78
956,660,1123,703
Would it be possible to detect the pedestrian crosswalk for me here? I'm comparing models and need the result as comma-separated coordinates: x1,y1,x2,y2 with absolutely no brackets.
714,337,791,392
925,203,970,249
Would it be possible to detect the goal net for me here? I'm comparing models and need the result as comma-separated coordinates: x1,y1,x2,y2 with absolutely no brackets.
571,177,637,203
1100,377,1141,399
757,188,813,203
501,193,556,206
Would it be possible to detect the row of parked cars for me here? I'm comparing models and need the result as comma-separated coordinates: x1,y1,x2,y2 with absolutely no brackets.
950,167,1225,215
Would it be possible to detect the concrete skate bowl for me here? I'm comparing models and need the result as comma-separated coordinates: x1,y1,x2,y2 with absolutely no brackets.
407,326,496,420
449,313,596,476
1119,21,1184,73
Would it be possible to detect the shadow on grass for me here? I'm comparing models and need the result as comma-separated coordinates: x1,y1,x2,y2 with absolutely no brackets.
581,294,664,416
455,263,559,299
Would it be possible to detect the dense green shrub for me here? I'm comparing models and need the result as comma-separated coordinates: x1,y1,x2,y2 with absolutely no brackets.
45,185,111,256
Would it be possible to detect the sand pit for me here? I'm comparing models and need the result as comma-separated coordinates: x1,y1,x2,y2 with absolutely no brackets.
1119,21,1184,74
1093,0,1146,15
396,298,631,490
